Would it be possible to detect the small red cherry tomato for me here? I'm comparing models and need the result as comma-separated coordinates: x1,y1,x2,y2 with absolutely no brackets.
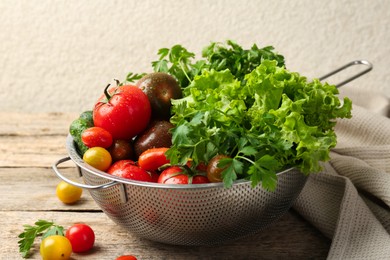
107,160,153,182
81,126,113,148
138,147,170,171
158,166,210,184
192,175,210,184
65,223,95,253
158,166,187,184
116,255,137,260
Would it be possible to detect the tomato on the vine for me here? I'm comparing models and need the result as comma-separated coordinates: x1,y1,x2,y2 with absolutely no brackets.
40,235,72,260
83,147,112,171
65,223,95,253
56,180,83,204
107,160,153,182
93,84,151,140
157,166,209,184
138,147,170,171
81,126,113,148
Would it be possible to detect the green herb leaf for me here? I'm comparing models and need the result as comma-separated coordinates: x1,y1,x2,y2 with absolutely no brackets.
125,72,147,83
148,40,285,88
166,60,352,190
18,219,64,258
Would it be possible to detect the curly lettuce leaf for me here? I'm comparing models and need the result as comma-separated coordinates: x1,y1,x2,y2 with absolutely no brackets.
167,60,352,190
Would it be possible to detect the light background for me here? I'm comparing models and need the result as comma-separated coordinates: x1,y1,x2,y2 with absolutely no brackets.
1,0,389,113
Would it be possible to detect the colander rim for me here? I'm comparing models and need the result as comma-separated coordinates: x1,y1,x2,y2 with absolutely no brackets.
66,134,295,189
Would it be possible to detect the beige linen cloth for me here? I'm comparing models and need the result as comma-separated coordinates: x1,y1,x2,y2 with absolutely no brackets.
293,86,390,259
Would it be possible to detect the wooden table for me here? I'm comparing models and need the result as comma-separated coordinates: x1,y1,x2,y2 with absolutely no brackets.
0,113,331,259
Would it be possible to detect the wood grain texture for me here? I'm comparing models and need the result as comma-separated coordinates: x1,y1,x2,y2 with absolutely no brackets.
0,112,331,259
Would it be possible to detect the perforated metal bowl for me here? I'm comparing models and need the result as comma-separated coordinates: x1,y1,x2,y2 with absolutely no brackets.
53,59,373,246
53,135,307,246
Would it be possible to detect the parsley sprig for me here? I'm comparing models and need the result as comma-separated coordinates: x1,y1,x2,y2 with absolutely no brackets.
125,40,285,88
18,219,64,258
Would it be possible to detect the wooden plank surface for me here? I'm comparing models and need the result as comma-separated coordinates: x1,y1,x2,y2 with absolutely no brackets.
0,112,331,259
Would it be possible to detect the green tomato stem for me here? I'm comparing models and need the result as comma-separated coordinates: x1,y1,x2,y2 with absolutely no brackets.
103,84,112,101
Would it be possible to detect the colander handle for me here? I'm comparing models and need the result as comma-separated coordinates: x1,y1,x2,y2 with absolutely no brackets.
318,60,373,88
52,157,119,189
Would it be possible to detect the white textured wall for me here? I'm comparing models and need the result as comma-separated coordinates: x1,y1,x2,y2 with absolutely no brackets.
1,0,389,113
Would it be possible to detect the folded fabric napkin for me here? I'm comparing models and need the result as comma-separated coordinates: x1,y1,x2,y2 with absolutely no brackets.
293,86,390,259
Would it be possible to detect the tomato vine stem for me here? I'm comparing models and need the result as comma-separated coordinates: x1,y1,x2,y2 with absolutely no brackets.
103,84,112,101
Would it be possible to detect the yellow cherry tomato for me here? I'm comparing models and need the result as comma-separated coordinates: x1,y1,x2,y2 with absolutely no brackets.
40,235,72,260
83,147,112,171
56,181,82,204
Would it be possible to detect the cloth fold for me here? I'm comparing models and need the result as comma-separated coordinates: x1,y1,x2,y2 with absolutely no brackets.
292,86,390,259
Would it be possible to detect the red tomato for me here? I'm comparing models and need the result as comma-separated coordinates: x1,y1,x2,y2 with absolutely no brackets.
192,175,210,184
65,223,95,253
93,84,151,140
107,160,153,182
158,166,210,184
81,126,113,148
158,166,187,184
116,255,137,260
138,147,170,171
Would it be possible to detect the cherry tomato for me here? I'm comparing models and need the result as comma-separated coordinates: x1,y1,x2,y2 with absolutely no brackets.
138,147,170,171
93,84,151,140
108,139,135,161
158,166,210,184
83,147,112,171
207,154,230,182
157,166,187,184
81,126,113,148
116,255,137,260
192,175,210,184
107,160,153,182
56,180,82,204
40,235,72,260
65,223,95,253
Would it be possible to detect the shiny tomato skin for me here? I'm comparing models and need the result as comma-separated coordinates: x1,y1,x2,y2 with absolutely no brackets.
93,85,151,140
108,139,135,162
192,175,210,184
65,223,95,253
158,166,187,184
83,147,112,171
207,154,230,183
40,235,72,260
107,160,153,182
56,180,83,204
138,147,170,171
158,166,209,184
116,255,137,260
81,126,113,148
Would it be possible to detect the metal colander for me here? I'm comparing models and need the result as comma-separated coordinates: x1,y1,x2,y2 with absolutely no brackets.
53,60,372,245
53,135,306,246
